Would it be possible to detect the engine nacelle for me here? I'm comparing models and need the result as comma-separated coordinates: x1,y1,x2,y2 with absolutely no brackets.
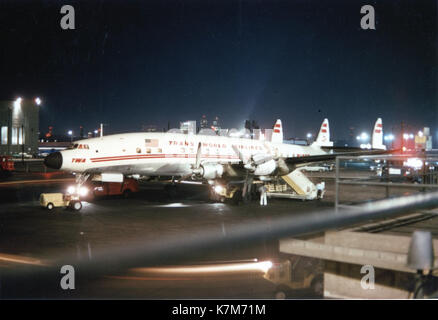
200,163,224,179
253,159,277,176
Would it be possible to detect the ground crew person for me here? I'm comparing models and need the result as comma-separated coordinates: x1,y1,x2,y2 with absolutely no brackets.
259,184,267,206
316,181,325,198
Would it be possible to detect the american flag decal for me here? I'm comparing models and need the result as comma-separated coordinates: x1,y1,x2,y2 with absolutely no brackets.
145,139,159,147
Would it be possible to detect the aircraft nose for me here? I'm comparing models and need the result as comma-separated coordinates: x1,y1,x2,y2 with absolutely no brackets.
44,152,63,170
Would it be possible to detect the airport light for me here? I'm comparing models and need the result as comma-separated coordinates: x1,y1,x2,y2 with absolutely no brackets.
384,134,394,141
214,185,224,194
306,133,312,139
35,97,42,106
418,131,423,137
404,158,423,170
357,132,369,142
78,186,89,197
13,97,22,109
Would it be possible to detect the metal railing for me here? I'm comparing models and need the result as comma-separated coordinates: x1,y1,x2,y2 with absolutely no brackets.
335,155,438,210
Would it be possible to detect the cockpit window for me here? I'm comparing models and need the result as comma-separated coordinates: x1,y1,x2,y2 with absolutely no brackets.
68,143,90,150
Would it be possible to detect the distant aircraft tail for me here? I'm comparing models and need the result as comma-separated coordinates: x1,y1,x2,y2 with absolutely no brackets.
271,119,283,144
313,118,333,147
372,118,386,150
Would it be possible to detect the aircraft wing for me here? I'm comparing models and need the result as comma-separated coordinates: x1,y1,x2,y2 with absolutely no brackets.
284,148,392,167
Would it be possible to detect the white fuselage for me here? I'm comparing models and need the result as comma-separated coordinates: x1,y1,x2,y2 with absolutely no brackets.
58,132,327,176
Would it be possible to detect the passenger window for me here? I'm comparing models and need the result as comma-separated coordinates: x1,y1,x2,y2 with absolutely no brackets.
146,148,151,154
157,148,162,153
136,147,141,153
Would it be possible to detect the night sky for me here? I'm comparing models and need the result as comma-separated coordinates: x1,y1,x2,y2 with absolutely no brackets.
0,0,436,140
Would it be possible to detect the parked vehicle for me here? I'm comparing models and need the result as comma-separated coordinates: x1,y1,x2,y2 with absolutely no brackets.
39,193,82,211
264,256,324,299
0,155,15,174
84,178,139,200
301,166,329,172
12,152,33,159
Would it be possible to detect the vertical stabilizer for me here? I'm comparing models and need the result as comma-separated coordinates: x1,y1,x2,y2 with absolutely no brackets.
313,118,333,147
271,119,283,144
372,118,386,150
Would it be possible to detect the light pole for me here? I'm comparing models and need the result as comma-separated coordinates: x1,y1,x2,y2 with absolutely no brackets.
306,133,313,144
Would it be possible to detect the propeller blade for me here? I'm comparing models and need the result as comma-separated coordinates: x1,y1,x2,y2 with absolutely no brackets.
195,142,202,169
232,145,248,164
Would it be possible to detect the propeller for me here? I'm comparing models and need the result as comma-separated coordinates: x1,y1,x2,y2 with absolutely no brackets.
231,145,253,171
231,145,254,202
179,142,202,182
263,142,289,175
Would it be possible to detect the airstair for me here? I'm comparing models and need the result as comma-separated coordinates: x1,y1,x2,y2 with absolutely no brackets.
266,168,324,200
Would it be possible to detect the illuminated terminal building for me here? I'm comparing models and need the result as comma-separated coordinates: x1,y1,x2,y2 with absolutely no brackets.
0,98,40,156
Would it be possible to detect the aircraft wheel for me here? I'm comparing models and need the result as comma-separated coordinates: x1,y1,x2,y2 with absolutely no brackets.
46,203,54,210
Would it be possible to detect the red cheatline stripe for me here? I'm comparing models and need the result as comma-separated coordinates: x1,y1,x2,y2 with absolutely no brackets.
91,154,240,161
273,129,280,133
274,124,281,128
90,154,240,163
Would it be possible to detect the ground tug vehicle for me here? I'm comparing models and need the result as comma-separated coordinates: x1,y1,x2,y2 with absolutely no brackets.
40,193,82,211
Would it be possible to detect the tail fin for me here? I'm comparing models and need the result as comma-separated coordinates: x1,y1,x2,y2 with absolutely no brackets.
372,118,386,150
271,119,283,144
313,118,333,147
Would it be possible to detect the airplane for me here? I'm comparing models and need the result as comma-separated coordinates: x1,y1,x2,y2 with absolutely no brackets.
44,118,388,201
